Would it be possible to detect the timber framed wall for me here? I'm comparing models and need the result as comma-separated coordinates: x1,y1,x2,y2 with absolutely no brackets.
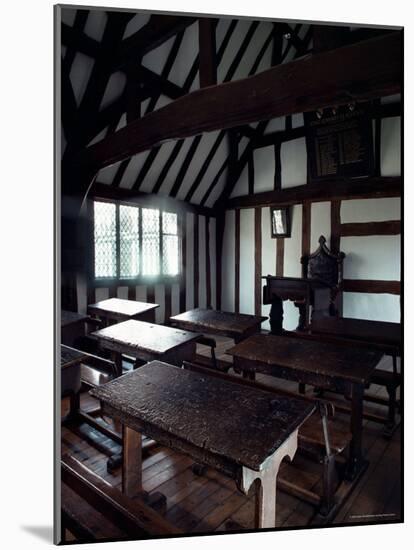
221,102,401,330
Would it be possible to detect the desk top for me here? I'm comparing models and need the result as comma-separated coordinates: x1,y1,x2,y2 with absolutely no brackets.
170,308,266,339
227,333,382,384
88,298,159,320
61,345,89,369
310,317,401,350
92,320,199,356
61,310,89,327
91,361,314,471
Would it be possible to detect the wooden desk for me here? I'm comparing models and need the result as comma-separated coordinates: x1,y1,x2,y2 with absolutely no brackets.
309,318,401,356
88,298,159,325
91,360,314,529
61,310,89,346
170,308,266,342
61,345,89,419
91,320,199,375
262,276,331,332
227,333,382,479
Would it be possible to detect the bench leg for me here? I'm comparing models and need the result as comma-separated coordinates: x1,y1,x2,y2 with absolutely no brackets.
239,430,298,529
320,455,337,516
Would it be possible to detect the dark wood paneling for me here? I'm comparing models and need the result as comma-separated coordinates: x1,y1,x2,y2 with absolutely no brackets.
164,284,172,325
276,239,284,277
340,220,401,237
274,142,282,190
342,279,401,295
254,208,262,316
193,215,199,308
226,177,401,210
215,213,225,310
128,286,136,300
248,153,254,195
77,32,402,174
234,209,240,313
198,18,217,88
302,201,311,258
147,285,155,304
330,200,341,254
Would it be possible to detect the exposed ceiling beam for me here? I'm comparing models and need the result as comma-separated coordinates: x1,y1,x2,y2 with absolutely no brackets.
225,176,401,209
91,182,215,217
76,31,402,176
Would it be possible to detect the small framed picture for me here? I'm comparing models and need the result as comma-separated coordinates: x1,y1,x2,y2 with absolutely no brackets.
270,207,291,238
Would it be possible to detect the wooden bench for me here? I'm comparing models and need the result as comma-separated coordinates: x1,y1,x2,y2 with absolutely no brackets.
181,361,351,517
61,455,180,543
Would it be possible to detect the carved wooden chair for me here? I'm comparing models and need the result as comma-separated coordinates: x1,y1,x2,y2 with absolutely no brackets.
300,235,346,316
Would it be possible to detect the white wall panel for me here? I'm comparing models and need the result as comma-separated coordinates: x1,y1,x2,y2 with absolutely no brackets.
239,209,255,314
343,292,400,323
117,286,128,299
311,202,331,250
381,117,401,176
95,287,109,302
283,205,302,278
261,207,277,330
341,198,401,223
221,210,235,311
341,235,400,281
254,146,275,193
281,138,307,188
230,164,249,198
135,285,147,302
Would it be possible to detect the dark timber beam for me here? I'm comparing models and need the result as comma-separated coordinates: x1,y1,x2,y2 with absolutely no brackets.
91,182,215,217
76,31,402,180
198,18,217,88
225,176,401,209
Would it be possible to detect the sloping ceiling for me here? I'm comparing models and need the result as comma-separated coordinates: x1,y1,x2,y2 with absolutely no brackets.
61,7,314,208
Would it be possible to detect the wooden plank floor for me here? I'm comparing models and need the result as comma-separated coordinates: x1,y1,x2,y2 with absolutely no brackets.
61,336,402,538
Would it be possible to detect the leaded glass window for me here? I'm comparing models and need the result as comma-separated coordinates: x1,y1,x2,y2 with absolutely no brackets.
94,201,116,278
142,208,160,276
120,205,139,278
93,200,180,280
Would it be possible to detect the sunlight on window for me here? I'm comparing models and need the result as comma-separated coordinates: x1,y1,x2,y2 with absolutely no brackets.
142,208,160,276
120,205,139,278
94,201,116,278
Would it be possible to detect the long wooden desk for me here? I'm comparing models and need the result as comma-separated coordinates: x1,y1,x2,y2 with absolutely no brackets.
170,308,266,342
91,320,199,375
88,298,159,326
227,333,383,479
91,360,314,529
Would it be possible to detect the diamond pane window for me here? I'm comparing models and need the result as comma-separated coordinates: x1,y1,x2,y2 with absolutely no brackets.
94,201,116,278
142,208,160,276
162,235,179,275
93,201,180,281
120,205,139,278
162,212,178,235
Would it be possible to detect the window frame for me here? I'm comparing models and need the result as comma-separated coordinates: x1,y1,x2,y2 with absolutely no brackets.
90,197,183,287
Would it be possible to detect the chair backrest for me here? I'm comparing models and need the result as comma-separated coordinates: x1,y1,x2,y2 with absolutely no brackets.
301,235,345,290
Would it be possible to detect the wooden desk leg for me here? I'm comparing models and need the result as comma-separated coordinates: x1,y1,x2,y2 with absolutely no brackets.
346,383,365,480
111,351,123,377
239,430,298,529
122,425,142,497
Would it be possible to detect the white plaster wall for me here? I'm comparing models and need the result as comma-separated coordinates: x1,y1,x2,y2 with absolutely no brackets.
221,210,235,312
311,201,331,249
185,213,195,310
253,146,275,193
239,209,255,315
381,117,401,176
261,208,276,330
281,138,307,188
343,293,401,323
341,198,400,223
341,235,400,281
